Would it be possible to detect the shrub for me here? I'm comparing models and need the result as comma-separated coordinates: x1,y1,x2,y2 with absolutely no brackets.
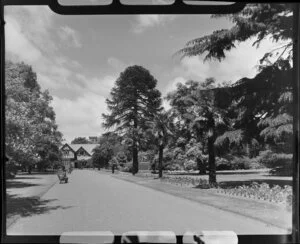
175,153,185,162
173,147,184,158
184,160,198,171
6,161,18,179
231,156,264,170
121,166,132,172
163,150,174,163
257,150,292,171
215,157,230,170
139,161,150,170
138,151,155,162
120,161,133,172
185,146,203,159
116,151,127,166
121,161,150,171
165,163,183,171
176,137,187,148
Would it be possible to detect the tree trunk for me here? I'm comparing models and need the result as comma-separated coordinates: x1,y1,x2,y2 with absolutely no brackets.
151,160,156,174
197,158,206,175
246,142,250,157
208,132,216,186
132,144,138,175
132,102,139,175
158,145,164,178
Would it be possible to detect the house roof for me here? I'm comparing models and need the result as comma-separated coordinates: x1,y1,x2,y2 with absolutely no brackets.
69,144,99,155
60,143,99,156
60,143,76,153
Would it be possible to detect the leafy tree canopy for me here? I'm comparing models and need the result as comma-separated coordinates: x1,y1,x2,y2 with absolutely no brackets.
5,61,63,170
178,4,293,64
71,137,91,144
177,3,293,153
167,78,229,184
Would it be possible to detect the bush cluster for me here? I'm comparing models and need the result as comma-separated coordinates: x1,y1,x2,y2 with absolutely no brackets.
164,163,183,171
6,161,18,179
215,152,291,172
215,156,263,171
121,166,132,173
257,150,293,175
183,160,198,171
230,156,263,170
122,146,292,175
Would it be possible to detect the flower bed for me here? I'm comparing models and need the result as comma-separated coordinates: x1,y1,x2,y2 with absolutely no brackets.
161,175,209,188
161,176,292,207
134,172,292,208
215,182,292,207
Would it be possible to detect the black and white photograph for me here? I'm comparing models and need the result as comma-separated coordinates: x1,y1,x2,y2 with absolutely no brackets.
2,2,297,241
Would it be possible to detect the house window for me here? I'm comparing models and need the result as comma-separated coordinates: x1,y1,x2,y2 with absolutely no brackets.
63,149,70,156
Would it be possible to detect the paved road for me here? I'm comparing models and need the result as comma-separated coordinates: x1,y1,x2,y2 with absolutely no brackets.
8,169,289,235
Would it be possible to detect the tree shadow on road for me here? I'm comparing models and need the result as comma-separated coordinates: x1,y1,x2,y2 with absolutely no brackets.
18,171,56,175
10,176,43,180
6,181,42,188
6,193,73,220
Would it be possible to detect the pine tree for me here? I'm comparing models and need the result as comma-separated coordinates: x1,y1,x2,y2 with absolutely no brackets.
102,65,162,174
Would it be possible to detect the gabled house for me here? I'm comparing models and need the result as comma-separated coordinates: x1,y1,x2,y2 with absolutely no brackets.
60,143,99,168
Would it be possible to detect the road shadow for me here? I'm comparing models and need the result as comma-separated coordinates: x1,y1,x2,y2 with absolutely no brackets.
18,171,56,175
6,193,73,219
6,181,42,189
11,176,43,180
217,179,292,188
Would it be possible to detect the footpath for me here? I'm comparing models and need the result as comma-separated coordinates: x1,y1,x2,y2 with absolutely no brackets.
6,172,58,228
97,170,292,232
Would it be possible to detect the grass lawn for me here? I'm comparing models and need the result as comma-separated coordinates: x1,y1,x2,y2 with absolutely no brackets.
139,169,292,187
136,169,292,207
109,168,292,231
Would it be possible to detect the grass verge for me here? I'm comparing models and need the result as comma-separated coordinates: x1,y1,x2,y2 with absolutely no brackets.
108,171,292,232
